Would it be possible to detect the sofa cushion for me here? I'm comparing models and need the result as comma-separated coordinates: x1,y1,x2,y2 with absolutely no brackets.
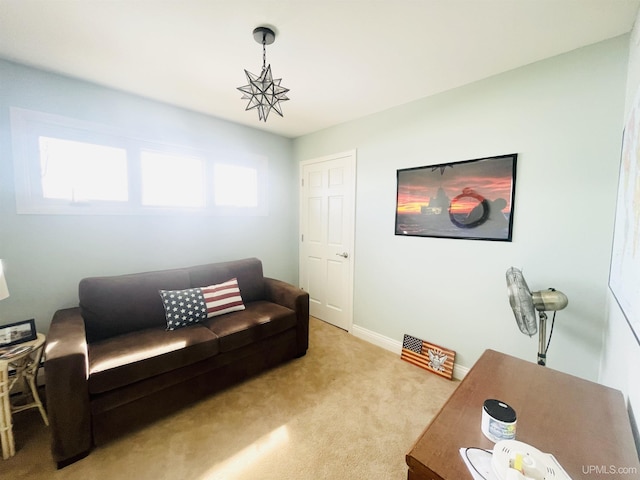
80,268,191,342
88,325,219,395
203,300,296,352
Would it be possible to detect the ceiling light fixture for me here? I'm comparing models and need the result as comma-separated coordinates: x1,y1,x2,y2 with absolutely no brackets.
237,26,289,122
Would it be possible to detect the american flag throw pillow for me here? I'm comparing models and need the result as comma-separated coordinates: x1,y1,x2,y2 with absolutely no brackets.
159,287,208,330
159,278,245,330
201,278,245,318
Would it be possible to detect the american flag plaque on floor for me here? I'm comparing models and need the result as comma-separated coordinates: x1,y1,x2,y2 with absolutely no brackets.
401,334,456,380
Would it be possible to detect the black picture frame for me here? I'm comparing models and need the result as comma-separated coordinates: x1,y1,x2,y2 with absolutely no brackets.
0,318,37,348
395,153,517,241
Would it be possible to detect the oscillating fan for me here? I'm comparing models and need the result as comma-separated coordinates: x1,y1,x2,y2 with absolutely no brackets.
506,267,568,366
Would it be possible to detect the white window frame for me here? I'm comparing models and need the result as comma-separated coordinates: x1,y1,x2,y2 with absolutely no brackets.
10,108,268,216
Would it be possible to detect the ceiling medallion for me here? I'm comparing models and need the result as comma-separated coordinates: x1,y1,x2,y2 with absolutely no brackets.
237,26,290,122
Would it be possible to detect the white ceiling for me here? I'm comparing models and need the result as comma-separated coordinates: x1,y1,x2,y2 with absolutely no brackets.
0,1,638,138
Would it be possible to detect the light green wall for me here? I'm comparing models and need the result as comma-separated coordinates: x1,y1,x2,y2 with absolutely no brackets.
294,36,629,380
0,60,297,333
600,9,640,451
0,35,630,382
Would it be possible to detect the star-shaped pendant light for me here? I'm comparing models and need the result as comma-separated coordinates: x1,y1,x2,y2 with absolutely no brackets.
238,27,290,122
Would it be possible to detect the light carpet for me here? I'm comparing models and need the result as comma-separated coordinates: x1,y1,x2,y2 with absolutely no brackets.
2,318,457,479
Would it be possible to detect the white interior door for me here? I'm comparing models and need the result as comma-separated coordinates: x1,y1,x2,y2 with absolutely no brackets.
299,151,356,331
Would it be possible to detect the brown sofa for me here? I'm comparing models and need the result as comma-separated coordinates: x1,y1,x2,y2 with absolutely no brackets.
44,258,309,468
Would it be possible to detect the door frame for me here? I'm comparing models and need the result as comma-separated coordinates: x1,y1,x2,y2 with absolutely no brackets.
299,149,357,332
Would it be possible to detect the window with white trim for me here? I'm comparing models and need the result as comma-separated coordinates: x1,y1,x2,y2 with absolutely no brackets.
11,108,268,216
214,164,259,208
140,150,206,208
39,136,129,203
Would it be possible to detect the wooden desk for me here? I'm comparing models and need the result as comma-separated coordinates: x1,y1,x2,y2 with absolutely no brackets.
406,349,640,479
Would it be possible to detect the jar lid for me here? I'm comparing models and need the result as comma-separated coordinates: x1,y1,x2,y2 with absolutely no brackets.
483,399,516,423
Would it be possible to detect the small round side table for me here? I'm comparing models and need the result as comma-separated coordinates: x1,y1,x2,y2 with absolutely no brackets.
0,333,48,460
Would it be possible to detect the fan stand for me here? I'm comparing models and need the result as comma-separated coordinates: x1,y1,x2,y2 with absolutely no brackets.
537,312,548,366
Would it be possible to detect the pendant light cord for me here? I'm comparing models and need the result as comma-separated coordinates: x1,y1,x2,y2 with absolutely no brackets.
262,35,267,72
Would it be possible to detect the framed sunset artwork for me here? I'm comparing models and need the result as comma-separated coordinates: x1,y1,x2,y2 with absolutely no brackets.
395,154,517,241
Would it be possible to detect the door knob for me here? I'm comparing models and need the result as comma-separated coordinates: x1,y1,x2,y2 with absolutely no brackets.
336,252,349,258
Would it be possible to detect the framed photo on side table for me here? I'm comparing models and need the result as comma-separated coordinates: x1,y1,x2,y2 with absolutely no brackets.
0,319,37,348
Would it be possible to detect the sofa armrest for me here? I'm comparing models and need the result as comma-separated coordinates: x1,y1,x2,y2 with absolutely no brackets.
263,277,309,356
45,307,92,467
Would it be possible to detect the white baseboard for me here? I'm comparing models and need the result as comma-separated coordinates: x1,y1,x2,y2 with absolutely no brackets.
453,363,470,380
351,324,401,353
350,324,469,380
